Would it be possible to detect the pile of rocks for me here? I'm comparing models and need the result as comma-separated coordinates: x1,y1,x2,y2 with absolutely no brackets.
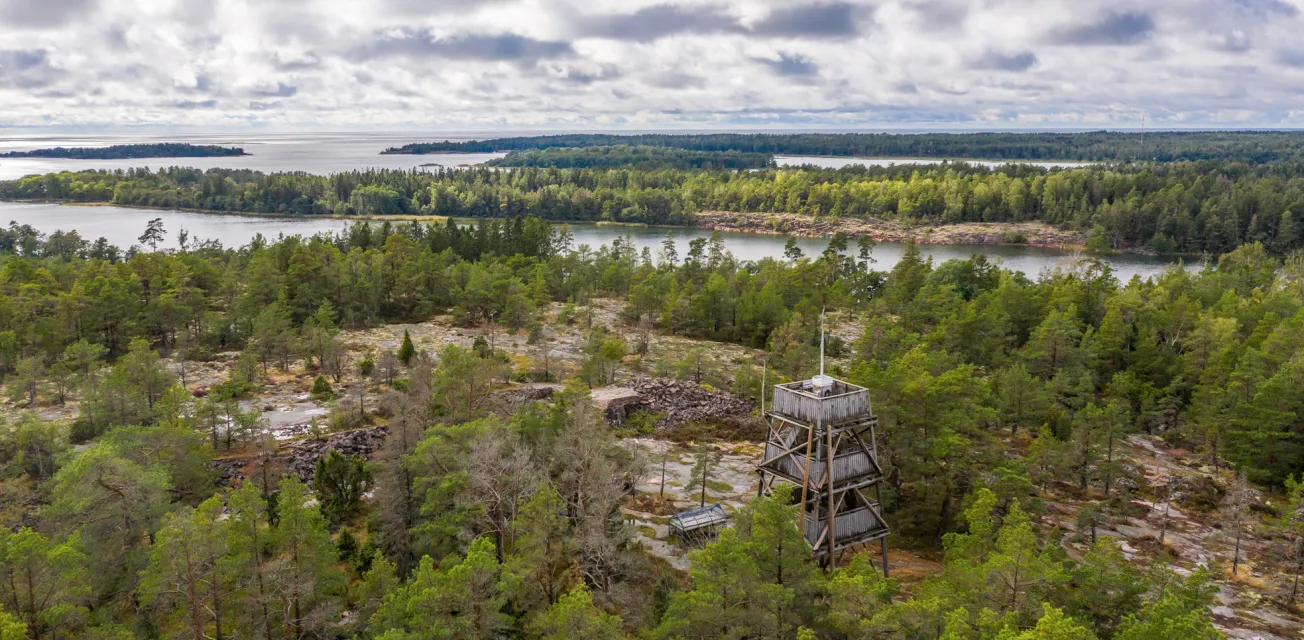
285,426,389,482
211,458,245,486
628,377,753,429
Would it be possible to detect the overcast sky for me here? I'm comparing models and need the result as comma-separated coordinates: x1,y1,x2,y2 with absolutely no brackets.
0,0,1301,130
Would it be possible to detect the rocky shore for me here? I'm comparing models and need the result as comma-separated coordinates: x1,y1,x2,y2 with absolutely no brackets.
693,210,1087,250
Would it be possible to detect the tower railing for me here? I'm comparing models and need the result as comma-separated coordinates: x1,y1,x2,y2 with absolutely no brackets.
771,381,873,426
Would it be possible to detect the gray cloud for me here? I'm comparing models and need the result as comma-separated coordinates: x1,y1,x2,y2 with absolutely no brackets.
973,50,1038,72
576,4,741,42
251,82,297,97
1051,11,1155,46
272,51,321,71
646,71,707,89
3,0,1304,129
0,49,61,88
907,0,968,31
172,99,218,109
0,0,91,28
751,2,869,38
543,63,622,84
757,52,819,77
347,31,574,61
1231,0,1298,17
0,49,46,72
1276,49,1304,67
382,0,515,14
574,2,870,41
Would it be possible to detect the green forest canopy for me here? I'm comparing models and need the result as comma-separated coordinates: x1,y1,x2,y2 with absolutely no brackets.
0,143,248,159
485,145,776,170
382,130,1304,163
5,159,1304,254
0,214,1291,638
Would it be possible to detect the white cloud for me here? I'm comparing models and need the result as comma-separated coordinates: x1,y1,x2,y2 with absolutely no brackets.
1,0,1303,129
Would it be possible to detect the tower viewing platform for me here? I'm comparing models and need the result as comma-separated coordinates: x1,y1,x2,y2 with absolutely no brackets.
770,377,874,428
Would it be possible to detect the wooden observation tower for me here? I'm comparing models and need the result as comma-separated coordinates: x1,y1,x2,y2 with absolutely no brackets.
756,318,890,573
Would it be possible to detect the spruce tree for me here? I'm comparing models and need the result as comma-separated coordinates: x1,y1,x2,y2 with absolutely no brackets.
398,329,416,366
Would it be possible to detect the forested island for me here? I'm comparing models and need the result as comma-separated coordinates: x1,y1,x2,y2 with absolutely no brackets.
4,158,1303,254
384,130,1304,163
0,210,1296,638
485,144,776,170
0,143,248,159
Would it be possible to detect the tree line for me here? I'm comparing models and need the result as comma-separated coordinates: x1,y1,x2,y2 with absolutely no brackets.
0,143,248,159
485,145,776,170
6,160,1304,253
382,130,1304,163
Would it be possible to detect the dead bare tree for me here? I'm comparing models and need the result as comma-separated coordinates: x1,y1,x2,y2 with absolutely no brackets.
375,351,400,387
323,340,347,383
464,429,538,560
551,399,631,594
372,374,433,574
1225,471,1252,577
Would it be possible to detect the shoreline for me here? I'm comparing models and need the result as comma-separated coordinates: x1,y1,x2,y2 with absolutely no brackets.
41,201,450,223
691,210,1095,253
1,198,1180,256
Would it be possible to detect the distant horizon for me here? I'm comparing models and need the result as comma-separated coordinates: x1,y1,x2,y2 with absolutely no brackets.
7,125,1304,137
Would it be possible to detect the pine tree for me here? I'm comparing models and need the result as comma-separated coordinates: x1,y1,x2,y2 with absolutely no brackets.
225,483,277,640
138,497,232,640
526,586,626,640
45,444,170,604
1113,568,1220,640
313,450,372,524
652,528,765,639
0,528,89,639
688,444,720,508
999,604,1098,640
994,363,1049,437
350,551,397,637
272,477,343,640
505,484,573,610
826,553,898,637
1062,538,1145,636
371,537,511,639
980,501,1065,624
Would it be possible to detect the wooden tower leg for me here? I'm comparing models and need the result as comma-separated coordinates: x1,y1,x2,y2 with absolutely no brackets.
876,483,889,578
825,423,837,570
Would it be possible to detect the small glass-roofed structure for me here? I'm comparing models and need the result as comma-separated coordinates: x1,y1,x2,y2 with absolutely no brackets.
668,503,728,541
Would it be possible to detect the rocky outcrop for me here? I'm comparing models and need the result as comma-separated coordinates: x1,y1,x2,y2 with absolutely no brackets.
693,210,1086,250
628,377,753,429
286,426,388,483
591,387,652,425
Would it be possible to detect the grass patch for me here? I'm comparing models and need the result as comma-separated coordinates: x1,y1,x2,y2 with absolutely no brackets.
663,417,767,443
628,493,681,516
637,525,659,539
